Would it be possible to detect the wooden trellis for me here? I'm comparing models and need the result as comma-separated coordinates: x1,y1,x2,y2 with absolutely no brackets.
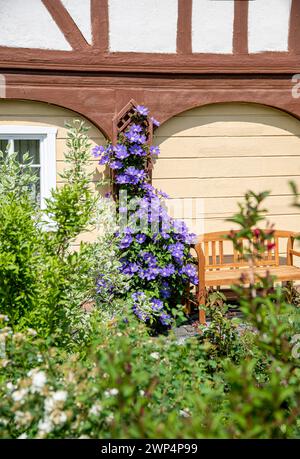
111,99,154,198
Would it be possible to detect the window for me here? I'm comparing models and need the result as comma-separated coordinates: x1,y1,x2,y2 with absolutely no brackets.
0,126,57,209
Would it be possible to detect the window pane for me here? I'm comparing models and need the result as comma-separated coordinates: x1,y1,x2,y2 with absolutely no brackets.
30,166,41,205
14,139,40,164
0,139,9,153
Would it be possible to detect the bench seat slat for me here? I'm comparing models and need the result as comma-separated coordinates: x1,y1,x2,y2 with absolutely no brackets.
205,265,300,286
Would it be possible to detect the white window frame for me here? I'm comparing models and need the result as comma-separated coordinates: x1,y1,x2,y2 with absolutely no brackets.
0,125,57,209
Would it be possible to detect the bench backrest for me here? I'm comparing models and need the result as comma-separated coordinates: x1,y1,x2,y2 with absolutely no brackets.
195,230,297,270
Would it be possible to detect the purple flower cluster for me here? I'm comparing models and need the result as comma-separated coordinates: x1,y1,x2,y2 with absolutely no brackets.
116,166,147,185
93,104,198,330
96,274,115,296
136,105,149,116
160,281,171,299
131,292,172,327
168,242,185,261
181,263,198,285
160,264,175,277
151,116,160,127
131,292,150,322
115,144,129,160
125,124,147,144
159,312,172,326
129,144,146,157
151,298,164,311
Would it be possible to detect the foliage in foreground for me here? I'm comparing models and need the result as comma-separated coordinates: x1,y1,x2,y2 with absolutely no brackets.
0,288,300,439
0,122,101,348
1,189,300,439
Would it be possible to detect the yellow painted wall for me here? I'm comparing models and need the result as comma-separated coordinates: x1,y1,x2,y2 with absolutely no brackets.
1,100,300,257
0,100,106,247
153,103,300,246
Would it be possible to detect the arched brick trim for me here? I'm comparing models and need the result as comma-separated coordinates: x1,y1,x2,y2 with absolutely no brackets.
2,71,300,139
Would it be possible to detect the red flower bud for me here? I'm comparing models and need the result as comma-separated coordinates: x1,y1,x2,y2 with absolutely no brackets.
253,228,260,238
267,242,276,251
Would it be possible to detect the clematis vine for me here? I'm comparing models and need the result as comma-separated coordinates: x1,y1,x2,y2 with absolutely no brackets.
93,104,197,331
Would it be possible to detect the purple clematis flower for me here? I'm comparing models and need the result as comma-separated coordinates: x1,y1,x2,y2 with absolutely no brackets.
159,312,172,327
168,242,185,261
123,262,140,275
115,174,130,184
136,233,146,244
114,144,129,160
125,125,147,144
92,145,106,157
151,298,164,311
136,105,149,116
160,263,175,277
110,160,123,170
129,144,146,156
119,234,133,249
151,116,160,127
99,154,110,165
150,146,160,156
182,263,198,285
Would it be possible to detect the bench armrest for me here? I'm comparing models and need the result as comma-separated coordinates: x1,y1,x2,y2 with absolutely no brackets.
193,243,206,289
289,249,300,258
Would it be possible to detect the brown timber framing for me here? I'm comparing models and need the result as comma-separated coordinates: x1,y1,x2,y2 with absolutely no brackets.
289,0,300,54
233,0,248,55
0,0,299,73
91,0,109,51
3,71,300,141
41,0,90,50
1,0,300,141
177,0,192,54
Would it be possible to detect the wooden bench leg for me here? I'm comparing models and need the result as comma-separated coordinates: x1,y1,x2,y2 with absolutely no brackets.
198,289,207,325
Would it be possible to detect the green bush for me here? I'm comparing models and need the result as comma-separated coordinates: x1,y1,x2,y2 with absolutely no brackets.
0,122,100,348
0,152,42,328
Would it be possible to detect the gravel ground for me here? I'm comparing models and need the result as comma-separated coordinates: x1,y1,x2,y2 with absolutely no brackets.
172,310,255,343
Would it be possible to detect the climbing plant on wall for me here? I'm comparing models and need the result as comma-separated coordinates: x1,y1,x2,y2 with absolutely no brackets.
93,102,198,331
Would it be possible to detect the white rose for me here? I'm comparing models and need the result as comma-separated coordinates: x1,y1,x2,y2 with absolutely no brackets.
12,388,28,402
150,352,160,360
38,418,53,435
89,403,103,416
104,388,119,397
31,371,47,393
52,390,68,402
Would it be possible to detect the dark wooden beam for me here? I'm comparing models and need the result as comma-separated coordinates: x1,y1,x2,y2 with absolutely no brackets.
233,0,249,54
91,0,109,52
177,0,192,54
289,0,300,54
42,0,90,50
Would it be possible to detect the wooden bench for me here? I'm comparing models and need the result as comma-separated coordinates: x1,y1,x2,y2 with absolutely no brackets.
192,230,300,324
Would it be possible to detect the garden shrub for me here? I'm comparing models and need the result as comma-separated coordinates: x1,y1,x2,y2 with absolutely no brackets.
1,277,299,439
0,152,43,328
223,191,300,438
91,196,132,315
0,122,100,348
0,315,218,439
